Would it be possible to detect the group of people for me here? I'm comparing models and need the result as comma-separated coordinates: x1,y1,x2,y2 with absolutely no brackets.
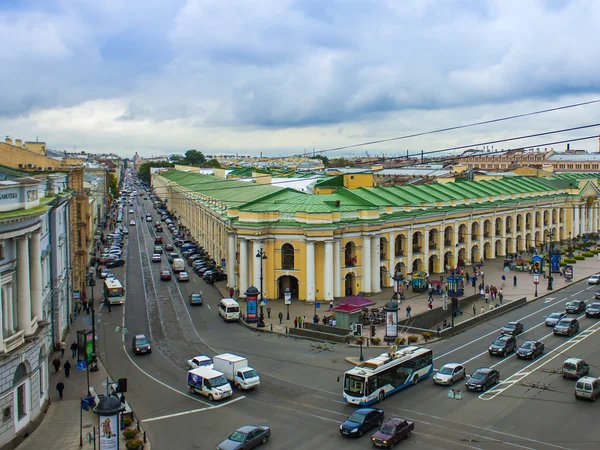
51,340,79,399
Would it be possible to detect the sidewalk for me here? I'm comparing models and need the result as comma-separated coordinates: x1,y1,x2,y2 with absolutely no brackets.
19,281,149,450
216,250,600,343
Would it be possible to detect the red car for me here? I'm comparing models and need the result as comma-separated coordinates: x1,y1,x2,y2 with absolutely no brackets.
371,417,414,448
160,270,172,281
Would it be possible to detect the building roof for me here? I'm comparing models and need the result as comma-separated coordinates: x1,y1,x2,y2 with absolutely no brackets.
546,154,600,161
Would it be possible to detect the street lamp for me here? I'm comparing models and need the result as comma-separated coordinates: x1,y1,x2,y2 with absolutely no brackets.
256,248,267,328
392,271,405,301
533,274,539,297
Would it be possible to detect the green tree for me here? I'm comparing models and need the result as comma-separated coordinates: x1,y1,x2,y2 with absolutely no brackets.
108,173,119,198
329,157,353,167
206,158,221,169
183,149,206,166
309,155,329,167
137,161,174,184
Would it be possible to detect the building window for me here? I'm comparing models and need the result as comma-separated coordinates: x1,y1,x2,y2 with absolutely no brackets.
0,243,4,260
78,231,82,248
76,203,81,221
281,244,295,270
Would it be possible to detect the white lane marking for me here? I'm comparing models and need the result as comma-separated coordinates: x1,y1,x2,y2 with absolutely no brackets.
571,290,585,296
207,304,211,310
544,298,555,303
143,396,245,423
434,294,576,361
479,320,600,400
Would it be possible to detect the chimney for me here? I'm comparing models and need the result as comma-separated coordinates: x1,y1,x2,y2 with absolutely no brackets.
15,139,22,147
4,137,12,145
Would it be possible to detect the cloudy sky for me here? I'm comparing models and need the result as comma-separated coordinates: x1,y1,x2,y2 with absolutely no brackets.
1,0,600,158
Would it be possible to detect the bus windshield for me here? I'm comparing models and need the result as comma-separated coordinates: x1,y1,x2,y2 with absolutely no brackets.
344,374,365,397
106,287,124,298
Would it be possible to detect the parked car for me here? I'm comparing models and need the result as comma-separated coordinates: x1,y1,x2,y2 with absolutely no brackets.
433,363,465,386
545,312,566,327
339,408,384,437
178,272,190,282
500,321,524,336
465,368,500,392
217,426,271,450
160,270,172,280
585,302,600,318
189,293,203,306
370,416,414,448
106,259,125,268
554,318,579,336
566,300,586,314
516,340,544,359
488,335,517,357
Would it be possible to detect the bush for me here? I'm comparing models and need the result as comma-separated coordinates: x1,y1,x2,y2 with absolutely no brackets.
407,335,419,344
560,261,567,266
122,429,139,440
395,337,406,346
564,257,577,263
574,255,585,260
125,440,144,450
574,245,581,250
583,251,594,257
371,337,381,345
355,337,365,345
421,331,433,341
123,415,133,427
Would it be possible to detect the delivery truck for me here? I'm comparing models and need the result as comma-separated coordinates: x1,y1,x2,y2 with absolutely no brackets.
187,367,233,401
213,353,260,390
172,258,185,273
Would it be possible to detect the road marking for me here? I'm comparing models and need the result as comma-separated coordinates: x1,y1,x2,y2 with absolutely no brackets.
207,304,211,310
572,290,585,296
544,297,555,303
143,396,245,423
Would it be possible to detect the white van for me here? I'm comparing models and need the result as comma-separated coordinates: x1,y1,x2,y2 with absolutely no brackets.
218,298,240,322
575,376,600,401
172,258,185,273
187,367,233,401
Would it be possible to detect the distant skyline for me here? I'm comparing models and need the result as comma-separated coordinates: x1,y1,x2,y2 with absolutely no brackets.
1,0,600,159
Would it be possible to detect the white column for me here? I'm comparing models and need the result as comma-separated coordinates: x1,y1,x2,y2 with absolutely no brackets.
371,235,381,294
480,223,485,263
424,226,430,274
388,231,395,283
362,235,372,293
466,220,472,265
333,239,341,298
588,206,593,234
17,236,33,336
0,285,4,353
406,228,413,275
238,239,248,297
227,233,236,288
573,205,579,238
324,240,334,301
306,241,315,302
594,203,598,233
253,240,262,290
30,232,43,322
7,283,15,332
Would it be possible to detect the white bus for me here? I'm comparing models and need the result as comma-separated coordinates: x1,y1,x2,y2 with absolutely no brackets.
343,346,433,406
218,298,240,322
104,278,125,305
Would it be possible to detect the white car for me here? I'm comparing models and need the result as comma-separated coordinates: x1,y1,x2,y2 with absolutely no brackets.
433,363,466,386
151,253,162,262
588,274,600,285
129,220,136,226
187,355,213,370
128,209,134,213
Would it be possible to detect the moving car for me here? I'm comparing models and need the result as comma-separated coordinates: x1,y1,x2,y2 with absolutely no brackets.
165,243,174,251
151,253,161,262
371,416,414,448
516,340,544,359
553,318,579,336
432,363,465,386
187,355,213,370
177,272,190,282
595,290,600,300
154,236,163,244
129,220,136,226
563,358,590,379
160,270,172,280
340,408,384,437
132,334,151,355
575,376,600,401
585,302,600,318
566,300,586,314
588,274,600,285
466,368,500,392
217,425,271,450
500,321,524,336
545,312,566,327
189,293,203,306
154,245,163,253
488,335,517,357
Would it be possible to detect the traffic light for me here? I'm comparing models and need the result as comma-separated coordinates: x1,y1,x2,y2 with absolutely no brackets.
371,325,376,337
116,378,128,393
354,324,362,337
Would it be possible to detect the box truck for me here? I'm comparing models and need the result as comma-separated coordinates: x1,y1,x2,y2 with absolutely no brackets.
213,353,260,390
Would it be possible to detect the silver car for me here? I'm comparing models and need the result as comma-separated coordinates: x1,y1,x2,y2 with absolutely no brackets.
433,363,465,386
545,312,566,327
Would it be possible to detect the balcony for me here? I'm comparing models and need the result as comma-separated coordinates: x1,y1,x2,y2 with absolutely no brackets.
412,246,422,253
483,232,490,238
380,253,388,260
444,240,452,247
395,250,404,257
429,242,437,249
458,237,465,244
3,330,25,353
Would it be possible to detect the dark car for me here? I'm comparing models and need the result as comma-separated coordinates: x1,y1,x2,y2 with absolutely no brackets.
585,302,600,318
204,270,227,283
466,368,500,392
553,318,579,336
168,252,179,263
154,236,163,244
106,259,125,268
500,321,524,336
217,425,271,450
566,300,586,314
165,243,174,251
340,408,384,437
516,340,544,359
371,416,414,448
132,334,151,355
189,293,203,306
488,335,517,357
160,270,172,281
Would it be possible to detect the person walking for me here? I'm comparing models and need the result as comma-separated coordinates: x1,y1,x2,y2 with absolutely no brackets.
278,311,283,324
513,275,517,286
472,303,476,316
298,316,303,329
56,381,65,400
501,274,506,289
70,341,78,358
480,305,485,314
107,301,112,313
60,341,66,357
266,305,272,319
294,317,298,328
329,300,334,310
52,357,61,373
406,305,412,318
63,360,71,378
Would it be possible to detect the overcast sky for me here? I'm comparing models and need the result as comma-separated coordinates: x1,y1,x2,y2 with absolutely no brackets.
1,0,600,158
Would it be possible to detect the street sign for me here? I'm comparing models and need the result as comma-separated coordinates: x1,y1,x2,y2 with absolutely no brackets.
77,361,87,371
74,290,81,300
315,302,320,309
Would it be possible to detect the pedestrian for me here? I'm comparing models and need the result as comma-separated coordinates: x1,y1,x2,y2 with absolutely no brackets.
428,289,434,301
60,340,66,357
298,316,303,328
501,274,506,288
313,314,319,324
513,275,517,286
472,303,476,316
229,287,234,298
266,305,272,319
480,305,485,314
489,303,493,311
294,317,298,328
52,357,61,373
406,305,412,318
107,301,112,313
56,381,65,400
499,292,504,305
278,311,283,324
303,316,307,326
63,360,71,378
485,292,490,303
427,301,433,311
329,300,334,310
70,341,78,358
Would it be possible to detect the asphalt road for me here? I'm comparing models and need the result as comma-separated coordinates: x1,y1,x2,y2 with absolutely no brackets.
99,184,600,450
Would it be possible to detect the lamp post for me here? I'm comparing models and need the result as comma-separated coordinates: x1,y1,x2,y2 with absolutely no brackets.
392,271,404,301
533,274,539,297
256,248,267,328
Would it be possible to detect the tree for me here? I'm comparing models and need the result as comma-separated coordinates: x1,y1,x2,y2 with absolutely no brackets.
108,173,119,198
137,161,174,184
183,149,206,166
329,157,353,167
309,155,329,167
206,158,221,169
